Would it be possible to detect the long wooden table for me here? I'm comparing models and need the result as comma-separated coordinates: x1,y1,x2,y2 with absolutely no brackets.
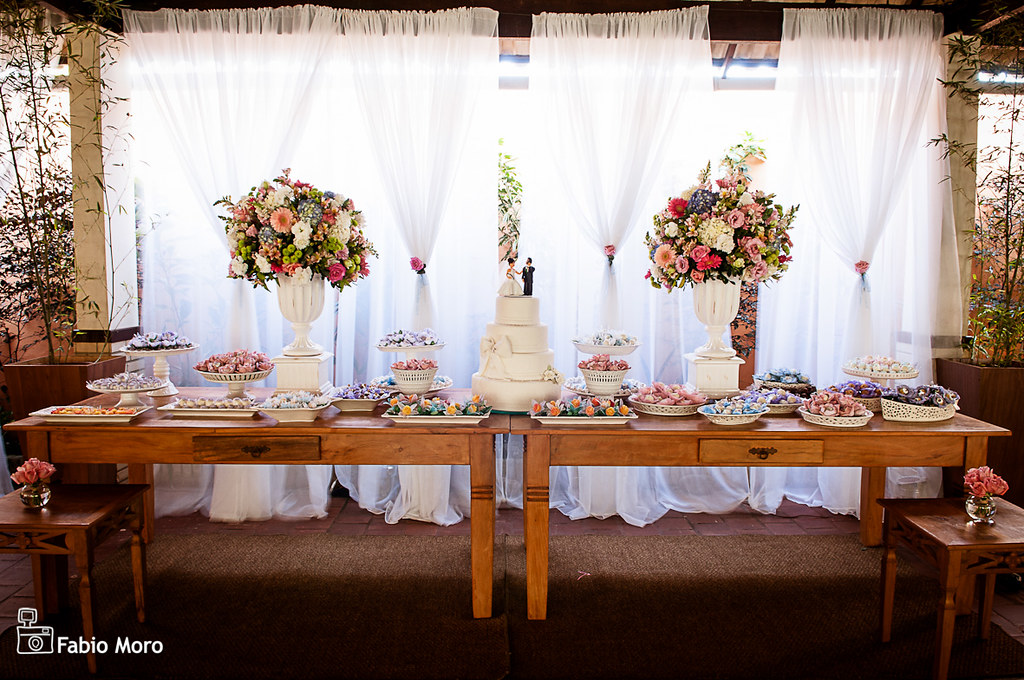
5,388,506,619
509,412,1010,620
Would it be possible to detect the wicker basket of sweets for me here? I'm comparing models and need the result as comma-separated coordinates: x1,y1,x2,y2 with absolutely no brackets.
880,385,958,422
628,382,705,416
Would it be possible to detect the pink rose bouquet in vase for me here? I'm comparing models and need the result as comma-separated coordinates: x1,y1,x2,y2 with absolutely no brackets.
644,162,798,360
217,170,378,357
12,458,57,508
963,466,1009,524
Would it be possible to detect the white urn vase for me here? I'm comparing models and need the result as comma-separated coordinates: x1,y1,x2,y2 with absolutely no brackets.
276,274,325,357
692,278,741,359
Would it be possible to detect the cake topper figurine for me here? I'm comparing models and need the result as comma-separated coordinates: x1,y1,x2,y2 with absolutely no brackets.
521,257,535,296
499,257,523,297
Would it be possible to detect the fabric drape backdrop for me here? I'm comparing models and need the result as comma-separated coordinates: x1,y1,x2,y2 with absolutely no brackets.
332,7,499,525
125,6,343,521
513,8,753,526
754,7,961,514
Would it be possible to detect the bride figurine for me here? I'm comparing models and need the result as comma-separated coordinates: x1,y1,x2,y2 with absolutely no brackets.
498,257,523,297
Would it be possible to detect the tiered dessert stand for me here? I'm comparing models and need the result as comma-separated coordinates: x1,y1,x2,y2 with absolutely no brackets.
841,363,918,390
569,338,641,398
86,380,169,408
118,345,198,397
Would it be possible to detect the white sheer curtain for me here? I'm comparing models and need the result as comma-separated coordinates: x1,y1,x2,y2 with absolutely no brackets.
330,8,498,524
517,8,746,526
125,6,342,521
754,7,960,514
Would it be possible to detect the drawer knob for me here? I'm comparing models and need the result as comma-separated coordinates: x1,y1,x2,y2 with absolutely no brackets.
748,446,777,460
242,445,269,458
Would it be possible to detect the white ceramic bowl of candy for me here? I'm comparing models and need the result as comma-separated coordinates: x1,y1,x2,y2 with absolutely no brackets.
572,330,640,356
798,390,873,428
829,379,884,412
258,391,333,422
578,354,630,396
628,382,706,416
739,387,803,414
331,383,391,412
698,398,769,425
391,358,439,396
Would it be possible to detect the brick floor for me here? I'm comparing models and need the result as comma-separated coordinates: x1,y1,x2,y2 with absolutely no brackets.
0,497,1021,650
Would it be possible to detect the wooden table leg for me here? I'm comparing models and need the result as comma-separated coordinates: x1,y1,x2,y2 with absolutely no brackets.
860,467,886,547
469,434,494,619
978,573,996,639
130,499,147,624
128,464,155,544
69,533,97,674
934,550,963,680
31,554,68,615
880,511,897,643
524,434,550,621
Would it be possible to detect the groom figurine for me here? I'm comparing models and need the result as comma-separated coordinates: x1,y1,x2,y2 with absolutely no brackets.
521,257,535,296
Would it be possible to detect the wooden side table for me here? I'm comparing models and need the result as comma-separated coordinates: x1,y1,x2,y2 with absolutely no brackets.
879,497,1024,680
0,484,149,673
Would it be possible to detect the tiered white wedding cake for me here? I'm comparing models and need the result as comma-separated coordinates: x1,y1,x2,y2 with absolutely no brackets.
471,296,562,412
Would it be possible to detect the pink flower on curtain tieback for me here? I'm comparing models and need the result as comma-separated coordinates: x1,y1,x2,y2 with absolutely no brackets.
604,245,616,265
854,260,870,275
410,257,426,274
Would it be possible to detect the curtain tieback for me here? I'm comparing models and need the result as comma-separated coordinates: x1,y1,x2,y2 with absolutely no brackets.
410,257,426,275
604,245,616,265
854,260,870,292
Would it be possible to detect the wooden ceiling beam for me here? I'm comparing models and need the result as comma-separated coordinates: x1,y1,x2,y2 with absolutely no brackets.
45,1,972,39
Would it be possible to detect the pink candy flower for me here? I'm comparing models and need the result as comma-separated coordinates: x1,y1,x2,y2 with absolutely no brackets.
270,207,295,234
964,466,1009,497
391,358,438,371
11,458,56,486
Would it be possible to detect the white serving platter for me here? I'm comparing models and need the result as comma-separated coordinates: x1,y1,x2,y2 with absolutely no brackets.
381,413,489,425
257,406,330,423
529,413,638,426
30,405,151,424
573,342,639,356
331,397,385,412
157,403,259,419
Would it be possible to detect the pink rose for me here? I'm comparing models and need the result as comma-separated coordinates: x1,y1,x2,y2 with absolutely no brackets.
329,263,347,283
410,257,425,274
691,245,711,261
675,256,689,273
691,270,705,283
727,209,745,229
749,260,770,281
743,237,765,260
855,260,870,275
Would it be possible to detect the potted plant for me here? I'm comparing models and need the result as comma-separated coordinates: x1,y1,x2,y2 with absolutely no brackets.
933,24,1024,505
0,3,126,458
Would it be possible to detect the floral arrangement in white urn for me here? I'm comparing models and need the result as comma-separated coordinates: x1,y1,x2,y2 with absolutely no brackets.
644,163,798,290
217,169,377,291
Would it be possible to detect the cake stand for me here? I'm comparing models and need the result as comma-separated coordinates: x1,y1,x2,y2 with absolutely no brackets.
377,343,445,361
86,382,168,408
119,345,197,397
195,368,274,398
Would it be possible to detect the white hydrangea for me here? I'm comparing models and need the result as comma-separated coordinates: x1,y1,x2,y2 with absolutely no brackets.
292,220,312,250
292,266,312,285
254,254,272,273
680,185,699,201
697,217,731,249
332,217,351,245
230,256,247,276
713,232,734,253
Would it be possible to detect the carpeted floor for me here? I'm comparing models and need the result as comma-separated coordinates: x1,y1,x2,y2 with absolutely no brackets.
2,534,1023,679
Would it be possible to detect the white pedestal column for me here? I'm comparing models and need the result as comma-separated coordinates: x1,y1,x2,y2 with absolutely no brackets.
273,352,333,394
685,353,743,399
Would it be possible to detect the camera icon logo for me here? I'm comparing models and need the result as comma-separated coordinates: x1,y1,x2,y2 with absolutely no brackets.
16,608,54,655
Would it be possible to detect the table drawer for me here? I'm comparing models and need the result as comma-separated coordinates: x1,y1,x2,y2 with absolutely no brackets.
193,436,321,462
699,439,823,465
